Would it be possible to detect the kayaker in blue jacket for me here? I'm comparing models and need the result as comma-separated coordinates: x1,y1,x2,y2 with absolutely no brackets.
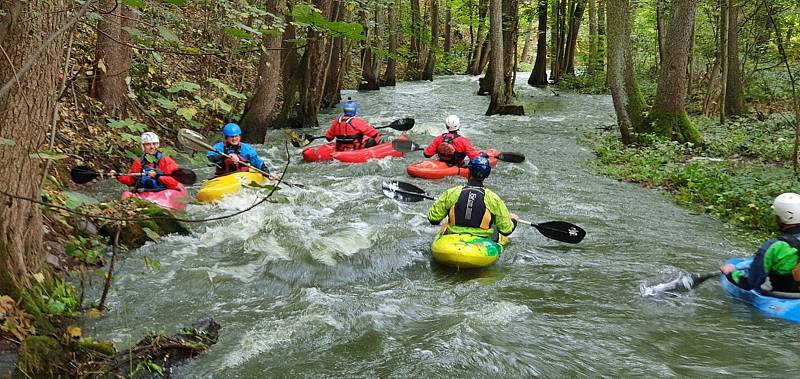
721,192,800,293
207,123,278,179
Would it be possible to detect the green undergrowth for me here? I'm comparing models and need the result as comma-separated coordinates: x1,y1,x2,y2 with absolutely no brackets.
587,114,800,245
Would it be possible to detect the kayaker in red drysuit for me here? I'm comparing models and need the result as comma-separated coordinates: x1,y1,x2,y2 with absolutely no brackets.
324,98,381,151
721,192,800,293
423,115,480,166
113,132,180,191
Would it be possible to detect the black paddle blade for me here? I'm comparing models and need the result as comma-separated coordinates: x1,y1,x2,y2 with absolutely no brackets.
381,180,431,202
531,221,586,244
391,139,423,153
387,118,415,131
170,168,197,185
496,152,526,163
70,166,100,184
640,271,719,297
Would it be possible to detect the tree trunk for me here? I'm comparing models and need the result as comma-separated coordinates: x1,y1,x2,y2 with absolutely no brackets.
724,1,744,116
564,0,587,74
656,0,667,67
359,8,381,90
529,0,549,85
92,0,134,118
651,0,703,144
466,0,489,74
520,19,535,64
719,0,728,123
549,0,561,82
597,0,606,70
422,0,438,80
323,0,347,105
409,0,422,79
240,0,286,143
606,0,634,145
273,0,332,128
556,0,567,79
588,0,598,74
444,8,452,53
383,0,399,86
501,0,520,91
0,0,67,296
477,37,491,74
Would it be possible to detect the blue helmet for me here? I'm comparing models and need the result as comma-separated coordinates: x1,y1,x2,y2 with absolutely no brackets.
467,154,491,179
343,100,358,116
223,123,241,137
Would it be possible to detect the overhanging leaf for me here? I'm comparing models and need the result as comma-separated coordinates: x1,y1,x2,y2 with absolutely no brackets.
63,191,100,210
122,26,145,39
166,81,200,94
30,151,68,160
155,97,177,110
122,0,145,8
157,26,180,43
176,107,197,120
142,227,161,242
224,27,251,40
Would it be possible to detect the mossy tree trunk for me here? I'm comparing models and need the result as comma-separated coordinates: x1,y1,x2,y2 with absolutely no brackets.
607,0,635,145
650,0,703,144
528,0,548,86
91,0,134,118
0,0,67,297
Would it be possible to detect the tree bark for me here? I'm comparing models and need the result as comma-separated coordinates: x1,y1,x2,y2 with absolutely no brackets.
520,19,535,64
273,0,332,128
383,0,398,86
466,0,489,74
444,8,452,53
487,0,505,111
724,1,744,116
563,0,587,74
409,0,423,79
529,0,549,85
597,0,606,70
606,0,634,145
0,0,67,296
323,0,347,105
91,0,134,118
588,0,598,74
485,0,522,115
359,7,381,90
240,0,286,143
656,0,667,67
501,0,520,91
719,0,728,123
549,0,561,82
651,0,703,144
422,0,438,81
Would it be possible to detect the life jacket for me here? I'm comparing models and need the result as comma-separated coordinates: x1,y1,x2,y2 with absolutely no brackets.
769,233,800,292
137,152,166,191
448,185,493,230
333,116,363,151
217,143,251,175
437,132,465,165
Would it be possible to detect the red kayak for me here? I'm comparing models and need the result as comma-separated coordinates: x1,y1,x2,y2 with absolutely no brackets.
303,135,408,163
407,149,500,179
120,185,189,211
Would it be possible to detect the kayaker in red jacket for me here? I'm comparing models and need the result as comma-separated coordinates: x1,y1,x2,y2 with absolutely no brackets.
113,132,180,191
423,115,480,166
324,98,381,151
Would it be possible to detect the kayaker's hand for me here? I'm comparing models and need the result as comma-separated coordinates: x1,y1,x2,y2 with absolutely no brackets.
148,170,158,178
510,213,519,221
720,263,736,275
229,154,240,164
268,173,281,181
108,170,117,177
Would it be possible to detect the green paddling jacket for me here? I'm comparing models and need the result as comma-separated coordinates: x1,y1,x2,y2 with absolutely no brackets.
427,179,517,239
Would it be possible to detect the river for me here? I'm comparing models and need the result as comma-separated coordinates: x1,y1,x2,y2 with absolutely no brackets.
85,73,800,377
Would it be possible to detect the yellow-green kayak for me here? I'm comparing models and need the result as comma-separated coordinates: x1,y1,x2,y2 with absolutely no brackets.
196,172,267,203
431,233,509,269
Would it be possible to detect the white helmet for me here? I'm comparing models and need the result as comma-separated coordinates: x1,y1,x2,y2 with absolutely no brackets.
772,192,800,224
141,132,160,145
445,115,460,131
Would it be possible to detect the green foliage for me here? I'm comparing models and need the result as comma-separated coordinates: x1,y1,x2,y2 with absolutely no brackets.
290,3,363,40
66,236,104,265
22,276,79,324
134,360,164,375
107,118,147,133
589,114,800,242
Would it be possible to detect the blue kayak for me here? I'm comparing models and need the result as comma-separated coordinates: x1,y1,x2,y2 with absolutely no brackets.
720,257,800,323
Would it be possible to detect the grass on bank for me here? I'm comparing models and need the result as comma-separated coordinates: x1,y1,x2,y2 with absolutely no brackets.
587,114,800,245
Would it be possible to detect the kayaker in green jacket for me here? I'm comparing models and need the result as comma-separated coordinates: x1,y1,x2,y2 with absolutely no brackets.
721,192,800,293
427,154,518,241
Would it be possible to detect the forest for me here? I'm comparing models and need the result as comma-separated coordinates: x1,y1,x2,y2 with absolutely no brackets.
1,0,799,376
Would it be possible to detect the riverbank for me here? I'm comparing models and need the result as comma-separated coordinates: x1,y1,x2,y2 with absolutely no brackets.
587,114,799,244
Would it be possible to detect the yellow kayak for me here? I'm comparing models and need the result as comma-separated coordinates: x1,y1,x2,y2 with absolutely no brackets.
431,233,509,269
196,172,267,203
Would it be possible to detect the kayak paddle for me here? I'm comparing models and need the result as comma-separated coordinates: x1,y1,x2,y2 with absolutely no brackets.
290,117,416,148
391,139,526,163
70,166,197,185
178,129,304,188
381,180,586,244
640,271,720,297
